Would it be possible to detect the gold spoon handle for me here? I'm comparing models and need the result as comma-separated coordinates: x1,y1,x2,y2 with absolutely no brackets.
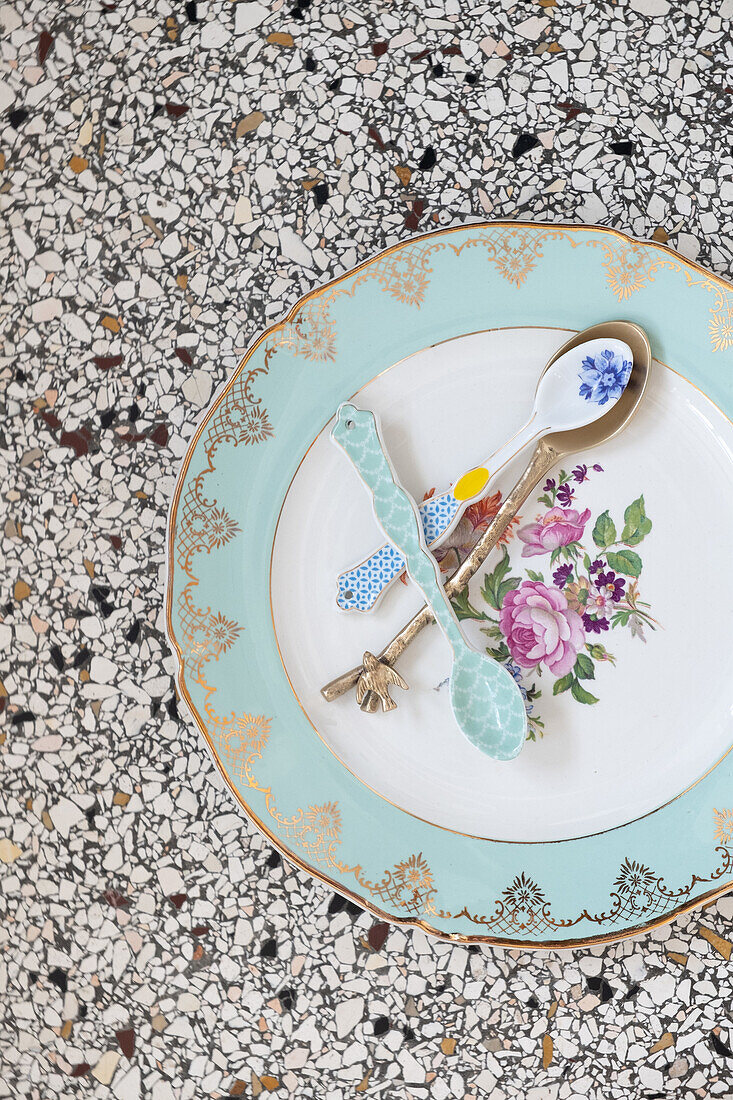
320,438,560,705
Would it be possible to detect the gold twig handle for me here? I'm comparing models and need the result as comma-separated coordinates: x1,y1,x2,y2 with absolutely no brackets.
320,439,560,706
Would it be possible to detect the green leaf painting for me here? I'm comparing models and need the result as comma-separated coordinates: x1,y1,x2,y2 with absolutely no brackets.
606,549,642,578
480,547,521,612
621,495,652,546
592,510,616,549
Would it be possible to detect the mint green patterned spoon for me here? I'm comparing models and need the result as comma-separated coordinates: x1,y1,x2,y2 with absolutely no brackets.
332,402,527,761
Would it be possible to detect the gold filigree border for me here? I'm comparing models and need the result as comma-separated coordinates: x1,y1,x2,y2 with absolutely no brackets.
166,221,733,946
181,662,733,943
588,236,733,350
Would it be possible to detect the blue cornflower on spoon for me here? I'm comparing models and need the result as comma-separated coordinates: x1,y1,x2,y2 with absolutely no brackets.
579,347,633,405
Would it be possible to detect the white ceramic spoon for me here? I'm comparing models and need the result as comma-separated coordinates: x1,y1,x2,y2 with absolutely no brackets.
335,336,634,612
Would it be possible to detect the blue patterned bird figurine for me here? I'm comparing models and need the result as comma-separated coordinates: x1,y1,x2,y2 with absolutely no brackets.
332,403,528,761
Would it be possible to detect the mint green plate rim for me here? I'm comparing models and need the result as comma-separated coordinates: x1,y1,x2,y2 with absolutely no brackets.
166,221,733,947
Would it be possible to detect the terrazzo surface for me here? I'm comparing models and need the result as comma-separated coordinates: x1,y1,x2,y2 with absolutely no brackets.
3,0,733,1096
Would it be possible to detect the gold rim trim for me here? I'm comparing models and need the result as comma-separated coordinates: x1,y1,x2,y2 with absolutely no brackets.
165,220,733,947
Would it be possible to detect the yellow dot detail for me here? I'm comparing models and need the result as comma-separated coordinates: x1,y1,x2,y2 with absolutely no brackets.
453,466,490,501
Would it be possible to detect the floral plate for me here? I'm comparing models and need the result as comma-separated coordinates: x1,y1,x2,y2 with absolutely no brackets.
166,222,733,946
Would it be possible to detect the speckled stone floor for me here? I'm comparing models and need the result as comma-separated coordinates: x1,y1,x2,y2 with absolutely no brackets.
3,0,733,1097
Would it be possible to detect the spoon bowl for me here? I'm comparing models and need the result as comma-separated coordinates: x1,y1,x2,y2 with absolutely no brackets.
531,336,632,429
450,649,526,761
541,321,651,457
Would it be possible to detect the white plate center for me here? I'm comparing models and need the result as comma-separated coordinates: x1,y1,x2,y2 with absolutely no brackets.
271,328,733,841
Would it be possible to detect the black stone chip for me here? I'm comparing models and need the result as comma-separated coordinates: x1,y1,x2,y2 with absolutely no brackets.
511,133,540,159
610,140,635,156
418,146,437,170
313,182,329,208
49,968,68,994
73,647,91,669
711,1032,733,1057
8,107,29,128
328,892,346,914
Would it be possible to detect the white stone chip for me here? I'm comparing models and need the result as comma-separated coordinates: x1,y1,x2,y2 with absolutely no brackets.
49,797,85,839
630,0,670,13
278,226,313,267
235,2,269,34
335,997,363,1038
91,656,117,683
200,20,231,49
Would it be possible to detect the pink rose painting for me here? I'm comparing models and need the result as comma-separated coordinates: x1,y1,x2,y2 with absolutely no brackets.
517,506,591,557
450,464,658,739
500,581,584,678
